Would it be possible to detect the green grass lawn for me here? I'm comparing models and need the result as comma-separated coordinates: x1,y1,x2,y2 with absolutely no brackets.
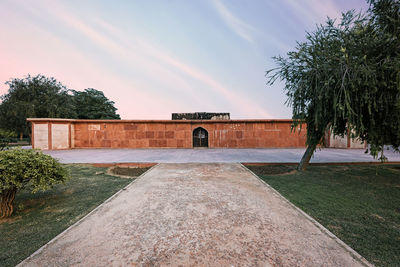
246,164,400,267
0,164,149,267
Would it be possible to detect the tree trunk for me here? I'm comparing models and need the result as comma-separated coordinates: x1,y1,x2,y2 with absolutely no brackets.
20,132,23,141
0,188,17,218
298,143,318,171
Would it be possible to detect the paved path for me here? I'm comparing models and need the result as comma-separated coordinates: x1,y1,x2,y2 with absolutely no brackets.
44,147,400,163
20,163,370,267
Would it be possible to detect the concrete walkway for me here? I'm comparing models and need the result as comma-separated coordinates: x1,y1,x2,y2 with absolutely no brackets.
44,147,400,163
20,163,370,266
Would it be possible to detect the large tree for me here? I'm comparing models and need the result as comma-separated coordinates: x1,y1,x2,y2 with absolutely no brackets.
267,0,400,171
72,88,120,119
0,75,121,137
0,75,76,137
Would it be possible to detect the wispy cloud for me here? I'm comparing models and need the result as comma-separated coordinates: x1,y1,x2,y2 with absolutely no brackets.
94,18,272,117
211,0,256,44
6,0,272,118
211,0,291,52
133,38,271,117
281,0,341,25
1,0,368,119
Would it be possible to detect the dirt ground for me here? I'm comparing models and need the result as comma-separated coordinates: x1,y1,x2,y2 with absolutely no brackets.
19,163,370,267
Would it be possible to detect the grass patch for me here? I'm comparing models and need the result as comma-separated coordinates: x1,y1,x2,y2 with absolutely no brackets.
246,164,400,267
0,164,149,267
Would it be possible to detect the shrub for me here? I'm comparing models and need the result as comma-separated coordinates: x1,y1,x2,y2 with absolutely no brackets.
0,149,68,218
0,129,16,151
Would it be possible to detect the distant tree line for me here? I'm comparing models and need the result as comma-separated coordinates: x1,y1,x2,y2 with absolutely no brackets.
0,74,120,138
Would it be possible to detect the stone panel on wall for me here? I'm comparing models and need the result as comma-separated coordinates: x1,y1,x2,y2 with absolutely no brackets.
328,133,366,149
52,124,69,149
350,138,365,148
330,135,348,148
33,124,48,150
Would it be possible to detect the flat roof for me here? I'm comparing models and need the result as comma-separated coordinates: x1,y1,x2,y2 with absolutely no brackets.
27,118,297,123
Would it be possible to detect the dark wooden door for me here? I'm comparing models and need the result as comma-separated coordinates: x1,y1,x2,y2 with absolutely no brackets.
193,127,208,147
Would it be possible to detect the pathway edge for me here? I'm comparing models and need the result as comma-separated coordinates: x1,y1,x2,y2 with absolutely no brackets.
239,163,374,267
16,164,159,266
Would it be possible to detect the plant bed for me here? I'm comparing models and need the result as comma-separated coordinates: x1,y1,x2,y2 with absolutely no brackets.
109,166,151,177
0,164,149,267
245,163,400,267
244,164,296,175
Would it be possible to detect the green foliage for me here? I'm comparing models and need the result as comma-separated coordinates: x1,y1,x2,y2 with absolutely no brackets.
0,75,121,137
0,75,76,136
0,149,68,194
72,88,120,119
0,129,16,151
0,164,138,267
267,0,400,167
364,0,400,157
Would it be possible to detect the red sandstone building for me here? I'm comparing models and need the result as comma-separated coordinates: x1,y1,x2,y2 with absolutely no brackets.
28,112,308,150
28,112,364,150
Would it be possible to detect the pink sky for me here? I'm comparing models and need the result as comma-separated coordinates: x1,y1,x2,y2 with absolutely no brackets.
0,0,368,119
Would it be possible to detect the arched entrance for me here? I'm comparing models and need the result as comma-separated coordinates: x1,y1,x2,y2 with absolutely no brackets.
193,127,208,147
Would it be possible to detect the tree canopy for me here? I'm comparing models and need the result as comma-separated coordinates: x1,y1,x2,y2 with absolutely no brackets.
267,0,400,170
0,148,68,217
72,88,120,119
0,75,76,136
0,75,120,136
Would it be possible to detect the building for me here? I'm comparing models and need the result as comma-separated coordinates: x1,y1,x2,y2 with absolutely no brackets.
28,113,307,150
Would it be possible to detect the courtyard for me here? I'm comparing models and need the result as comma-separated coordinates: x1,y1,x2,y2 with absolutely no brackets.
18,163,370,266
44,147,400,164
2,151,399,266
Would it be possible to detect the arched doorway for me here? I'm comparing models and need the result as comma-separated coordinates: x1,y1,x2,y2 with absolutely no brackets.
193,127,208,147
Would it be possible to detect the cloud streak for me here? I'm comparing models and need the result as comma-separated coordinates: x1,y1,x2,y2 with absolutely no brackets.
211,0,292,52
97,18,272,117
43,1,272,117
3,0,272,118
281,0,341,25
2,0,362,118
211,0,256,44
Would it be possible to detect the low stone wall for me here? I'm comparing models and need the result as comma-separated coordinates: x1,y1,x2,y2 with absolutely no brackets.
325,131,367,149
28,119,307,150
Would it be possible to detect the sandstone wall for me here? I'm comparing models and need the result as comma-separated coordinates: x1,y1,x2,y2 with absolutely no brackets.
327,132,366,149
28,119,307,150
73,120,306,149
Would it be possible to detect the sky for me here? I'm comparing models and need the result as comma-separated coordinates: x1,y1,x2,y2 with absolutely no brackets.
0,0,368,119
